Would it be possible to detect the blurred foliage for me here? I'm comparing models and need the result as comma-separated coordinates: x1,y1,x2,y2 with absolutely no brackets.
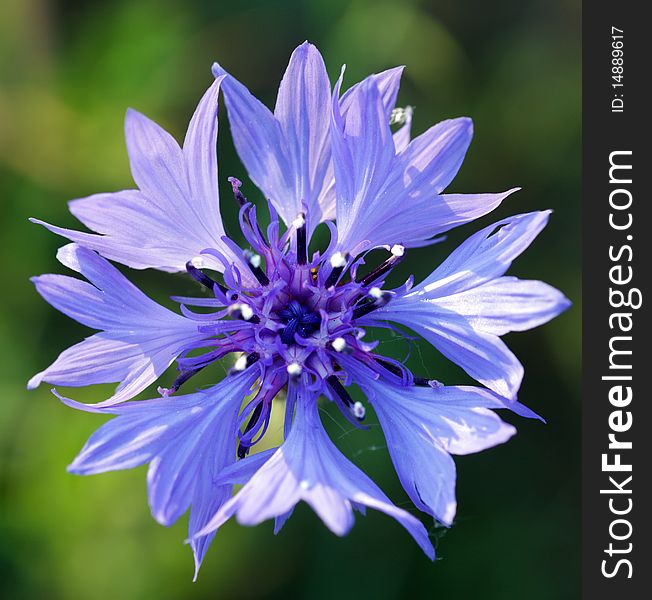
0,0,580,598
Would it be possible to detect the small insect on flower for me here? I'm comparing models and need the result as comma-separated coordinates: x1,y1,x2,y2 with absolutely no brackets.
28,41,570,578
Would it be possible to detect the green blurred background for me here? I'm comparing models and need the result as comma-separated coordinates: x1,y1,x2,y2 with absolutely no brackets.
0,0,580,598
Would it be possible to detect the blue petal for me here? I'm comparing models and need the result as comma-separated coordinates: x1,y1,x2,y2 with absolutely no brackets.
32,78,244,274
342,357,519,524
369,307,524,400
393,105,413,153
67,396,201,475
416,211,552,296
364,211,569,400
183,75,229,239
65,368,260,579
28,244,207,405
331,74,396,255
213,42,334,229
339,66,405,119
432,276,572,336
331,74,507,254
211,63,292,223
318,65,406,222
273,41,332,225
193,379,435,559
386,116,473,196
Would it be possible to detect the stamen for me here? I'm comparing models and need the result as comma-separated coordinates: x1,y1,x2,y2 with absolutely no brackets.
373,358,437,387
326,375,365,422
294,212,307,265
325,375,352,407
279,300,320,344
228,303,259,323
228,176,247,206
232,355,248,372
414,377,443,388
231,352,260,373
292,214,306,229
330,252,348,268
330,337,347,352
286,362,302,377
237,401,264,459
352,290,392,319
352,401,366,420
158,362,211,397
244,250,270,286
358,245,406,287
324,252,349,288
280,319,299,344
389,106,410,126
185,260,228,295
237,443,249,459
190,256,206,268
231,178,269,248
244,250,262,269
374,357,405,378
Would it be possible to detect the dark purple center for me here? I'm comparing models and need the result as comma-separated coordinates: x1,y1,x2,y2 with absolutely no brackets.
278,299,321,344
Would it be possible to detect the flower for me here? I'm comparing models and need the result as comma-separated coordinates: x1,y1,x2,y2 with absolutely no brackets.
29,42,569,577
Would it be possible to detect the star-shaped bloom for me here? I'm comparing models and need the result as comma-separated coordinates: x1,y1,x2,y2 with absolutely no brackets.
29,42,569,576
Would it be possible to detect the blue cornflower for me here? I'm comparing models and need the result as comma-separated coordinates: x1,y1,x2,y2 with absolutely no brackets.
29,42,569,577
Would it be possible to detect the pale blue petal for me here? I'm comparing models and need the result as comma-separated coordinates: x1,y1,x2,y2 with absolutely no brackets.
331,74,396,255
66,369,260,578
331,73,505,253
433,276,572,336
348,189,518,255
28,244,207,405
363,211,567,399
273,41,332,224
385,117,473,197
339,66,405,119
416,211,552,296
194,381,434,559
211,65,295,225
312,65,406,223
32,79,243,274
183,75,229,240
368,305,524,400
342,357,520,523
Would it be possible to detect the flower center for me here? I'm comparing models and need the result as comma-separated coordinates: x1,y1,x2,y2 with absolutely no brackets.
166,179,424,457
277,299,321,344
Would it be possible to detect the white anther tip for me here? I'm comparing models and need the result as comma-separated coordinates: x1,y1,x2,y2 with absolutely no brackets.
248,254,262,268
369,287,383,299
331,337,346,352
190,256,206,268
390,244,405,257
292,214,306,229
286,362,302,376
389,107,409,125
233,355,248,371
330,252,347,268
352,402,366,419
228,303,254,321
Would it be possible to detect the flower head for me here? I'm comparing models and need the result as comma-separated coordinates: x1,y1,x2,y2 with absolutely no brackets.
29,42,569,576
